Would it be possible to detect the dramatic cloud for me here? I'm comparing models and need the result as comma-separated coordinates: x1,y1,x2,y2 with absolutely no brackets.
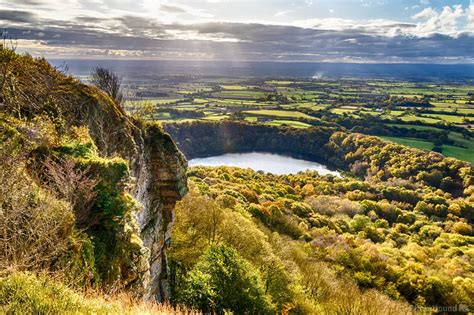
467,2,474,30
0,0,473,63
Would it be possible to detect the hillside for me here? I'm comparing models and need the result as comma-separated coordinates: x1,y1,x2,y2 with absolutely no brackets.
165,121,473,197
1,47,473,314
0,46,187,308
165,121,473,313
169,166,472,313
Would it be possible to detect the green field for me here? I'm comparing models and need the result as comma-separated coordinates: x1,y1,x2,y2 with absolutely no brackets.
266,120,312,129
242,110,316,120
442,145,474,164
220,85,251,90
381,136,474,164
211,90,265,99
126,77,473,164
201,115,230,121
126,98,182,106
397,115,443,124
381,136,435,151
427,114,470,124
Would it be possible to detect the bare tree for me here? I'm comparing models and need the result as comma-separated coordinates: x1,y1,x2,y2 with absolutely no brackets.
0,147,73,274
1,29,17,51
43,158,98,227
90,67,124,106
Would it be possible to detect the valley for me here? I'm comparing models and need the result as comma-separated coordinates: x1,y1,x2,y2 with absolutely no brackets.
1,48,473,314
122,77,474,164
2,0,474,313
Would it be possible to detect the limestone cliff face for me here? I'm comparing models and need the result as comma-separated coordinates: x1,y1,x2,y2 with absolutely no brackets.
134,126,187,300
0,50,187,300
73,96,188,301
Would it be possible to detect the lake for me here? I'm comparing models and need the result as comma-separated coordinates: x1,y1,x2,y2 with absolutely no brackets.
188,152,340,176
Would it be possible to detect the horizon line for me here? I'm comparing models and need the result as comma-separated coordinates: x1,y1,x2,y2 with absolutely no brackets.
44,57,474,66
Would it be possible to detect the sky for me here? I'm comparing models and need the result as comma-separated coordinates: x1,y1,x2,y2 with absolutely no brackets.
1,0,474,63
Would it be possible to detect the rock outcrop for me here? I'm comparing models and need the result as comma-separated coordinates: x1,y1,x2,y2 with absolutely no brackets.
0,49,187,300
135,126,187,300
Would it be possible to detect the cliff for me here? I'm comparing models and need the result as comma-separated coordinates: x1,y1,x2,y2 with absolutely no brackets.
0,48,187,300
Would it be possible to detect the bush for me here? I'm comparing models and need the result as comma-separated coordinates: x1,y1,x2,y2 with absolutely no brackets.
43,157,97,227
0,272,200,314
450,221,473,236
0,150,75,275
176,244,274,314
0,272,112,314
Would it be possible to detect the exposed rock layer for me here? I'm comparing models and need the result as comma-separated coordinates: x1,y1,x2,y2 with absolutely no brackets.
0,51,187,300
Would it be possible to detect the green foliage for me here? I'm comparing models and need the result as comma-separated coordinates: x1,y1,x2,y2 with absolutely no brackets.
60,230,101,287
56,126,99,158
0,48,149,294
179,165,474,312
166,121,473,198
0,272,113,314
176,244,274,314
0,272,192,314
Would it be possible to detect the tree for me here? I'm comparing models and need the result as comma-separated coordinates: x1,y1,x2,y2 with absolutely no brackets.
90,67,123,106
176,244,274,314
128,100,155,121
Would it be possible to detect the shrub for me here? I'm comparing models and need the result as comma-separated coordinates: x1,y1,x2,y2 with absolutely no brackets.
450,221,473,236
0,151,75,275
0,272,112,314
90,67,124,106
43,157,98,227
0,272,200,314
306,195,362,217
350,214,372,232
176,244,274,314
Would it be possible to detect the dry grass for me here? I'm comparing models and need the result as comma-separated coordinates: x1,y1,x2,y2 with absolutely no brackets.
0,272,201,314
110,294,201,314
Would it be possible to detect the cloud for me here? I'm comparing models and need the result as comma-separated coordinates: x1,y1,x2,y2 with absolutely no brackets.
0,9,36,23
160,4,187,14
1,0,473,62
360,0,386,8
7,18,473,63
412,5,465,36
295,17,416,37
467,2,474,31
4,0,44,5
274,10,292,17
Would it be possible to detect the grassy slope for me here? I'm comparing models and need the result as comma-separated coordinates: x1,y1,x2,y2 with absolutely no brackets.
0,47,190,313
381,136,474,164
0,272,197,314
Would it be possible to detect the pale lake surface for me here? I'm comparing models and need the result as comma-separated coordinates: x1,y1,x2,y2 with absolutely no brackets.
188,152,340,176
